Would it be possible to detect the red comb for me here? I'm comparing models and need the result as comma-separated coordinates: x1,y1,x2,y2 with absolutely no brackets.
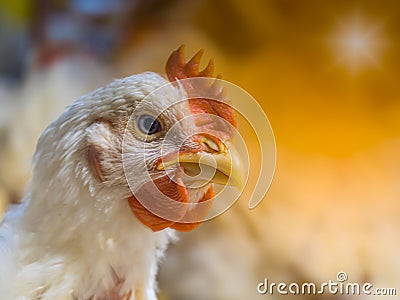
166,45,236,132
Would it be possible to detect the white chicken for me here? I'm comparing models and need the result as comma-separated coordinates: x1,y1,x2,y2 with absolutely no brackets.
0,46,243,300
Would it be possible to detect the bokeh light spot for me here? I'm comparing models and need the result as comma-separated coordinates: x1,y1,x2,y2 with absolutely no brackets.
328,13,387,74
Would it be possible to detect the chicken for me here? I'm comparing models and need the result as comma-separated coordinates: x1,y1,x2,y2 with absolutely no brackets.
0,46,244,300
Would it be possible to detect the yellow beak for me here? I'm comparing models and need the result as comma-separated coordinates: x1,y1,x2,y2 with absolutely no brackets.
157,139,245,190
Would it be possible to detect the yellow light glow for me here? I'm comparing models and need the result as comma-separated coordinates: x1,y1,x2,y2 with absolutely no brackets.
328,14,386,74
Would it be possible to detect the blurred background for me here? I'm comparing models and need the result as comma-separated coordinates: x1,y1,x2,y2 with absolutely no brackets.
1,0,400,299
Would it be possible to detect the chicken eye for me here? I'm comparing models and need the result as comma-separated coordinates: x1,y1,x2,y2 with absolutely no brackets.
137,114,162,135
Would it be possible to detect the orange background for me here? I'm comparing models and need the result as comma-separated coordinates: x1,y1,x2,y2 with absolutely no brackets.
0,1,399,299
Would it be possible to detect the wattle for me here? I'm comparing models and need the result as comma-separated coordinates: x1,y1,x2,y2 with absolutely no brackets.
128,173,214,232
